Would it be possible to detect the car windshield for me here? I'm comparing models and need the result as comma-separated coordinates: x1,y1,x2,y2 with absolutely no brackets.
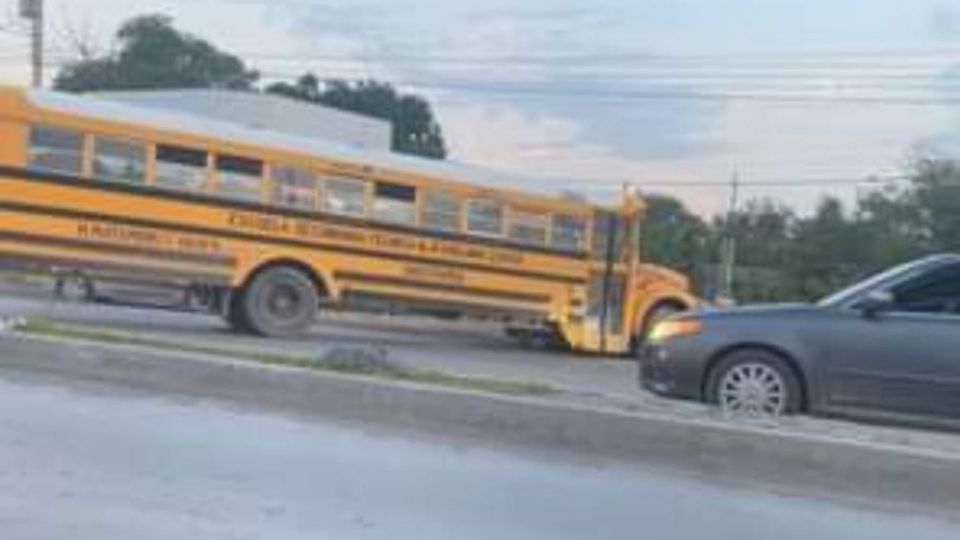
817,257,947,308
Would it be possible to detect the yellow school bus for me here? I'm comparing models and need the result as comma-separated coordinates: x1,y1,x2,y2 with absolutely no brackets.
0,87,696,353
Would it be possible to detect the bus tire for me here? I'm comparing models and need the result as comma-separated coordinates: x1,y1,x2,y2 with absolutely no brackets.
241,266,319,338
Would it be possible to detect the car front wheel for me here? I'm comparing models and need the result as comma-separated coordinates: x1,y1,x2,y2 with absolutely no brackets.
705,349,802,417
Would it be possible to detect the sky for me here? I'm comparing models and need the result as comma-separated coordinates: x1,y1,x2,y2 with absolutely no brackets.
1,0,958,216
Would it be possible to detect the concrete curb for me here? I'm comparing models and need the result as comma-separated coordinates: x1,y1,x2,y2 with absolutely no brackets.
1,332,959,515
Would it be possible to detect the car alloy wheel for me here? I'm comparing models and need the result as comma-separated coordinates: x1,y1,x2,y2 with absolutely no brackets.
717,362,787,417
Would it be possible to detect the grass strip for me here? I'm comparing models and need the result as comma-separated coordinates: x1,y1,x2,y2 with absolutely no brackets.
15,318,556,397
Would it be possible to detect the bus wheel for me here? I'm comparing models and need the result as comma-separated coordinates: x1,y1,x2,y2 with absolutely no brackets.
241,266,319,338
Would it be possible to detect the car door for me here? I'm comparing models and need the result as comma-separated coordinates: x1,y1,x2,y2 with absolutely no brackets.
824,261,960,419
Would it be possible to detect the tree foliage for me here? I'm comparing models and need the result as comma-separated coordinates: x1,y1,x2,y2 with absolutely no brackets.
53,17,447,160
266,74,447,159
642,195,712,276
645,159,960,303
54,15,258,92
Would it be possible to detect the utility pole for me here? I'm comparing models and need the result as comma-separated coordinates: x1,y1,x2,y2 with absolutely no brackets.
720,168,740,303
19,0,43,87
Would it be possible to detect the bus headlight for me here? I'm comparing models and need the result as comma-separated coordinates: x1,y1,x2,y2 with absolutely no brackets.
648,318,702,343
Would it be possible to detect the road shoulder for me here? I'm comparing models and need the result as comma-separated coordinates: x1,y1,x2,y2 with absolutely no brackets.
2,331,960,520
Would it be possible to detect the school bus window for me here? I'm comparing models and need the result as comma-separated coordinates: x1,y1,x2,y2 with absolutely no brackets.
155,144,207,192
552,214,586,251
272,165,317,209
216,154,263,202
421,191,460,232
93,136,146,184
467,199,503,236
27,125,83,175
325,177,366,216
508,210,548,245
373,181,416,224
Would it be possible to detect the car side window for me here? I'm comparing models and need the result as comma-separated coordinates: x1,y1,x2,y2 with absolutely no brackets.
889,262,960,315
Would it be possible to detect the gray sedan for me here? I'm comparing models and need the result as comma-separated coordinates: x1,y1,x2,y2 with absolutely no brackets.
640,254,960,425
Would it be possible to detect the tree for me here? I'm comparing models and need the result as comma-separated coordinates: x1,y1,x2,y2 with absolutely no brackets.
911,159,960,252
852,183,927,274
641,194,712,273
54,15,258,92
718,200,796,301
641,159,960,303
789,197,864,299
266,73,447,159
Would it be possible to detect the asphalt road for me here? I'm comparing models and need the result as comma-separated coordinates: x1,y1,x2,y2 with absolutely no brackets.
0,291,638,396
0,373,956,540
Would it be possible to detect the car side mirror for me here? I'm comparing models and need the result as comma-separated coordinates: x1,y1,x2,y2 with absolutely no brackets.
858,290,894,318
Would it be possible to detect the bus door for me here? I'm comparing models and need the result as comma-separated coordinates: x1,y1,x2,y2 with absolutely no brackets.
584,210,631,353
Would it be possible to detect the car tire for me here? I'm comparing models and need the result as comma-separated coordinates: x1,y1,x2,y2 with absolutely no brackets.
705,349,802,416
240,266,319,338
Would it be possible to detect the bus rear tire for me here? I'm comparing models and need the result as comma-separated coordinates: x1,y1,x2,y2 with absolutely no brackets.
240,266,319,338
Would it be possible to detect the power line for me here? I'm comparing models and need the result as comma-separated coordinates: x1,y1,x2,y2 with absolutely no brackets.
38,50,955,77
264,76,956,93
22,58,957,100
2,66,950,107
243,55,957,80
28,44,959,78
236,49,960,65
256,71,960,105
25,57,958,96
35,55,952,86
251,60,956,73
630,174,911,188
12,44,958,106
557,174,912,191
252,62,954,86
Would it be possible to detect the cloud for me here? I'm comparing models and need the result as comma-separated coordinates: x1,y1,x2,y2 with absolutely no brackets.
487,80,723,161
276,3,726,162
241,0,957,218
917,63,960,157
929,4,960,39
26,0,958,220
435,101,731,214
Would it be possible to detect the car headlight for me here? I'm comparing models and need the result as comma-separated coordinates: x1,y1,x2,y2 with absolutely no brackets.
648,318,702,343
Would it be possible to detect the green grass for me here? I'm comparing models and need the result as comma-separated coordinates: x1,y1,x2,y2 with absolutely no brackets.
16,318,556,397
0,270,50,286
